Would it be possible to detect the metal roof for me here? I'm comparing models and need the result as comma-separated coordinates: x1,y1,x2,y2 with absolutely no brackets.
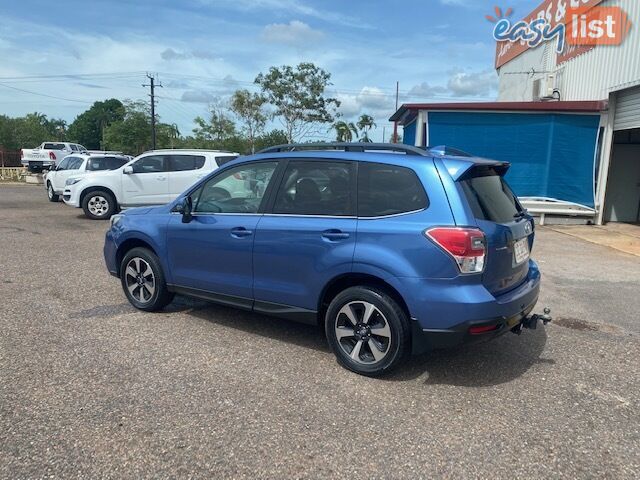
389,100,608,124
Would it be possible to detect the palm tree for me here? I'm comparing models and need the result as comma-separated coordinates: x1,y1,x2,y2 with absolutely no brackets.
356,114,376,143
333,121,358,142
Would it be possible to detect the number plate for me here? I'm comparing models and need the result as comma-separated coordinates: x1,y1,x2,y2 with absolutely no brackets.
513,238,530,265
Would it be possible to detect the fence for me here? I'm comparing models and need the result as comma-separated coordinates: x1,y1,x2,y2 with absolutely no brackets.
0,150,22,168
0,167,25,182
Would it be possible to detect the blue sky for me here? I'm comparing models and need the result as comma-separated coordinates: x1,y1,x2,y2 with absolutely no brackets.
0,0,540,141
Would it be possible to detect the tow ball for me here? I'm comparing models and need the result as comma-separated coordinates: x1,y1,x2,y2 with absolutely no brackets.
512,308,552,335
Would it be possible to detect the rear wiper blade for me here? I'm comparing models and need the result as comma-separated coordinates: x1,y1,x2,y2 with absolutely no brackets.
514,211,528,220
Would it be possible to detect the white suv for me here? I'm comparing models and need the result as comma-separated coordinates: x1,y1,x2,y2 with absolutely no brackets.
45,154,130,202
63,149,238,220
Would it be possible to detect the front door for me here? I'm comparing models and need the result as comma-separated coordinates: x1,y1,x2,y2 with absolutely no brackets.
166,161,279,305
49,157,72,191
253,160,357,314
121,154,170,206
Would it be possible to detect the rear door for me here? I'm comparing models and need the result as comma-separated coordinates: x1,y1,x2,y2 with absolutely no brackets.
167,154,208,198
458,166,534,296
253,159,357,314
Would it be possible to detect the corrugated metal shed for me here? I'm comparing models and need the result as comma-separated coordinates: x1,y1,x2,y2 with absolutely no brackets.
497,0,640,102
614,85,640,130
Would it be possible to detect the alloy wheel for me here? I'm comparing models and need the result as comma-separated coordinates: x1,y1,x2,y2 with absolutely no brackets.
334,301,391,364
124,257,156,304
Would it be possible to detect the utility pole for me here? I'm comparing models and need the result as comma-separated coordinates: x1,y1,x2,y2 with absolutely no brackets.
392,81,399,144
143,73,162,149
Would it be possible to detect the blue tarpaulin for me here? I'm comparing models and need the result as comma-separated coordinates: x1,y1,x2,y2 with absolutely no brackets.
420,111,601,207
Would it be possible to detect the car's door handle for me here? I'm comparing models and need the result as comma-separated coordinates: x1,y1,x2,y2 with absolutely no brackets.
231,227,253,238
157,176,167,181
322,229,350,241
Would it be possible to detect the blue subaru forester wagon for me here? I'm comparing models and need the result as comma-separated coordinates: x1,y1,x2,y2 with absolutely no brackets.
104,143,548,376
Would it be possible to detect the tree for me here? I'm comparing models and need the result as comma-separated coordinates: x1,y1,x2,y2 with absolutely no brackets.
255,62,340,143
103,100,154,155
67,99,125,150
356,114,376,143
230,89,267,154
333,121,358,142
192,105,237,144
253,129,289,152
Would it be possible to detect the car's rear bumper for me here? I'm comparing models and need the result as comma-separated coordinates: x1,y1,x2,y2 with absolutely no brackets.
397,260,542,354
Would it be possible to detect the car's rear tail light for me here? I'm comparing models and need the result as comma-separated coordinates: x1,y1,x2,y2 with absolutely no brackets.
49,151,56,160
425,227,486,274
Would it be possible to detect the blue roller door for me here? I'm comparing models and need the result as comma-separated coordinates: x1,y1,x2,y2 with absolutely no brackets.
425,112,600,207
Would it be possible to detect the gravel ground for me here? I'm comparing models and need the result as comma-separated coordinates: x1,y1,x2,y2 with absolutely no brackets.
1,185,639,479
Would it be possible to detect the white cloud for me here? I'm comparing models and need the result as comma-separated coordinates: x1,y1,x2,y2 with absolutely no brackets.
262,21,324,46
447,69,498,96
408,82,448,98
333,86,395,120
161,48,219,61
197,0,370,28
181,90,218,103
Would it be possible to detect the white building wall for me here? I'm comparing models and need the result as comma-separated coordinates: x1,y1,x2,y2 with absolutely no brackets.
497,0,640,102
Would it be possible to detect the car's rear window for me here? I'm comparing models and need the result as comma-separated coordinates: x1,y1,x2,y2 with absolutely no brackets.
358,162,428,217
215,155,238,167
87,157,128,171
170,155,206,171
459,167,522,223
44,143,66,150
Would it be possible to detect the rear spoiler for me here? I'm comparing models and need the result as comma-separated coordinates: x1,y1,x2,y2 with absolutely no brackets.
440,157,510,181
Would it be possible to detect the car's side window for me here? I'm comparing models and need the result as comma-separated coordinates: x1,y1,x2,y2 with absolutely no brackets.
169,155,206,172
70,144,78,152
132,155,167,173
272,160,354,216
358,162,428,217
193,162,278,214
67,157,83,169
56,158,71,170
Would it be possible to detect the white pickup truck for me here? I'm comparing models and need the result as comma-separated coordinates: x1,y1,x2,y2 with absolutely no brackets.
21,142,88,172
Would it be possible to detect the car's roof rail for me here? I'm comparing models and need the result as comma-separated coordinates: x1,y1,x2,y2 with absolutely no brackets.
257,142,431,156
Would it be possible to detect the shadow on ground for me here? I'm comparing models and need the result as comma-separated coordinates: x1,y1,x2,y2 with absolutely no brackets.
186,298,553,388
75,294,553,387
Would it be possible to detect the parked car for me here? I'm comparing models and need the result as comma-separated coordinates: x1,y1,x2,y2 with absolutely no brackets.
44,154,131,202
63,149,238,219
103,143,549,377
21,142,88,172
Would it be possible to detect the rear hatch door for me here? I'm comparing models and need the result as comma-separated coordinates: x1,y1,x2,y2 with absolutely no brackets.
458,165,534,297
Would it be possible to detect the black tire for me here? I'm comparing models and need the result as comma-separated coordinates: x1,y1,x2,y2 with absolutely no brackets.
325,286,411,377
120,247,174,312
46,182,59,202
82,189,116,220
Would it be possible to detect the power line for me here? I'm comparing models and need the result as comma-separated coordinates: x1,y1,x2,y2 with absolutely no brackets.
0,71,148,81
0,83,92,104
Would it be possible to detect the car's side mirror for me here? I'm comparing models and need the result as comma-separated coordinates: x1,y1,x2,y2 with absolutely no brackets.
181,196,193,223
123,165,134,174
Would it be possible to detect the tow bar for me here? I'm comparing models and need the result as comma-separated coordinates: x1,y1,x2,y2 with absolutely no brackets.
512,308,552,335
